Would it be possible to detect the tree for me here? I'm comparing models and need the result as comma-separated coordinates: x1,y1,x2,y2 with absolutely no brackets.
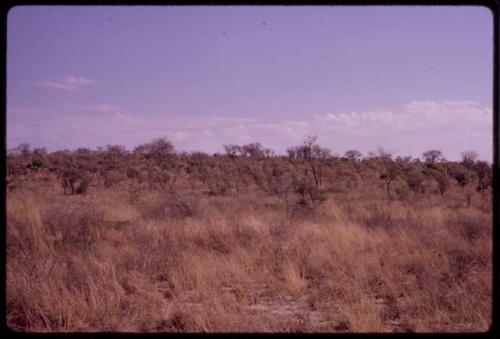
404,168,425,194
425,164,450,196
286,147,298,161
380,161,401,202
10,143,30,156
263,148,275,158
240,143,263,158
27,158,44,171
223,144,242,159
135,138,175,169
134,138,177,191
368,147,393,161
300,136,331,189
344,150,362,161
473,160,492,193
434,170,449,196
461,150,479,169
449,163,476,207
422,150,446,165
450,166,475,191
186,151,213,185
33,147,47,156
60,164,90,195
223,144,245,194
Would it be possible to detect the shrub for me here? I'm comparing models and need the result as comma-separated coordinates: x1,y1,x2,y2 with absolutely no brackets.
394,183,411,201
43,203,104,251
447,212,491,242
27,158,44,170
164,192,201,219
404,169,425,194
61,168,90,195
102,169,126,188
76,173,91,194
433,171,449,196
144,192,201,220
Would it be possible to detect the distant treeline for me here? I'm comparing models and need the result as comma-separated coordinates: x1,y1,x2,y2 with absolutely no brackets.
6,137,492,207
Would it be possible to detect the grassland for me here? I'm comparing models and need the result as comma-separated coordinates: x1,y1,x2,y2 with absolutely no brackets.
6,141,493,332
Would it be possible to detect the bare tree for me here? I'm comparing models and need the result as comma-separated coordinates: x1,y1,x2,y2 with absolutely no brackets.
461,150,479,169
223,144,244,194
241,143,264,158
380,162,400,202
301,136,331,189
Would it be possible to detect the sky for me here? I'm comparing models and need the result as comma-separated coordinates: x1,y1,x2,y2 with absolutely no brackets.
7,5,494,160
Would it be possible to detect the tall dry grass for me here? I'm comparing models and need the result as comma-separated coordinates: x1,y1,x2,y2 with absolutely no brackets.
6,181,492,332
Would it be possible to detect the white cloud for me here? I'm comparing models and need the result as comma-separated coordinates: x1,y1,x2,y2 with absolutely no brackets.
316,100,491,135
311,100,492,159
39,76,99,91
6,100,493,160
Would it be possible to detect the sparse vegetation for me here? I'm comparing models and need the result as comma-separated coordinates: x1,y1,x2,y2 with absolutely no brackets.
6,138,492,332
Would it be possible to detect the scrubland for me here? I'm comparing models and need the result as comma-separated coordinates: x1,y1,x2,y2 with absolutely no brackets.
6,140,492,332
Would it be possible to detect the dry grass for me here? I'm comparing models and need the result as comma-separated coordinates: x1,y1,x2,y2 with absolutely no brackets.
6,182,492,332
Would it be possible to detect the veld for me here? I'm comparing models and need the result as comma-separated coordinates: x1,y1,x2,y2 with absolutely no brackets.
6,139,492,332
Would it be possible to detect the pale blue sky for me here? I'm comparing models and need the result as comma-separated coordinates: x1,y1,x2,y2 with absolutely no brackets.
7,6,494,160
